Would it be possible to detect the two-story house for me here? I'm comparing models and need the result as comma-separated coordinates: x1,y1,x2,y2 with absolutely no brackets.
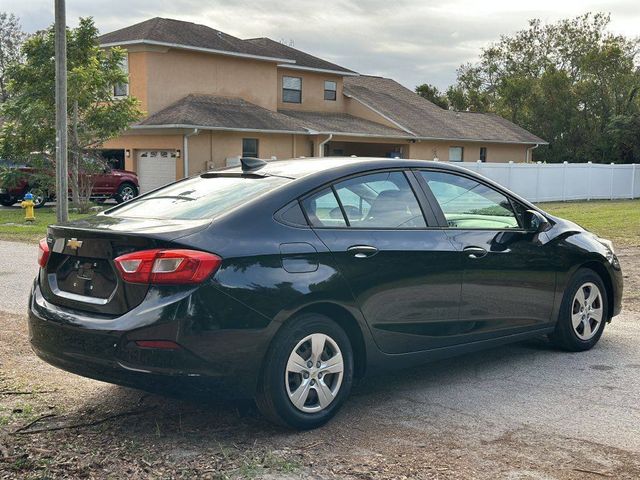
99,17,546,193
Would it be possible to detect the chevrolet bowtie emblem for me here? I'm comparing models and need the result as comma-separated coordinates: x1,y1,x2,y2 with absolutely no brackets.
66,238,83,250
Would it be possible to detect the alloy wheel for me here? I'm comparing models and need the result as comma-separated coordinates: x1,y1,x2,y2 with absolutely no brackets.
285,333,344,413
571,282,603,341
120,186,135,201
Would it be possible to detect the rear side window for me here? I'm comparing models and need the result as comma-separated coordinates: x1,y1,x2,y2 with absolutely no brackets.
301,188,347,228
301,171,426,229
109,175,290,220
419,171,520,229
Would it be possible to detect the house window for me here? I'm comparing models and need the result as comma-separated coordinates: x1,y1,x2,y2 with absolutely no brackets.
242,138,259,158
449,146,463,162
113,54,129,97
282,76,302,103
480,147,487,162
324,80,337,101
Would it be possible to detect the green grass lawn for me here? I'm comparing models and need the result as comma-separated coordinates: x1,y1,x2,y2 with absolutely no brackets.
1,199,638,248
0,207,94,244
539,199,639,247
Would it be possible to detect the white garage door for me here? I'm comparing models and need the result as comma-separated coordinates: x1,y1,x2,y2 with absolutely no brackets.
137,150,177,193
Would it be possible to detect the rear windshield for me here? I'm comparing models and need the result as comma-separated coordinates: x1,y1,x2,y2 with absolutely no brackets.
108,175,290,220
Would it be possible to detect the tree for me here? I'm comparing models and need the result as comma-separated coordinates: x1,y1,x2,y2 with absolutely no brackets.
430,13,640,163
415,83,449,109
0,12,26,103
0,17,141,209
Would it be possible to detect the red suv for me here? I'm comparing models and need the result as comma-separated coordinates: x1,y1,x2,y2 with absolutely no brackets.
0,163,140,208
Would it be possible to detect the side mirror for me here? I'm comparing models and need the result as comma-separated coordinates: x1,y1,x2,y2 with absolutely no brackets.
525,209,551,233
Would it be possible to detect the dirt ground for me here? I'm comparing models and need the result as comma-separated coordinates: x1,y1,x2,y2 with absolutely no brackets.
1,248,639,479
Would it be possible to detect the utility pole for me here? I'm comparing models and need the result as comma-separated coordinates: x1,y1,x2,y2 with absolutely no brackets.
54,0,68,222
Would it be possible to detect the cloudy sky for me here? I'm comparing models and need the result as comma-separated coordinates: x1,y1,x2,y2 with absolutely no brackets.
3,0,639,90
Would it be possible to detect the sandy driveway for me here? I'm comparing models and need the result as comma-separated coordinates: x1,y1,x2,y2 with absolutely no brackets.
1,240,638,479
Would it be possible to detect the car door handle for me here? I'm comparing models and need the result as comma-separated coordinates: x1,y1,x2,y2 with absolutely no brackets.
347,245,378,258
463,246,488,259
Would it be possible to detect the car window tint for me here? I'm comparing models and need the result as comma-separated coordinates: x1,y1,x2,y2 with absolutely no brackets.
334,171,426,229
108,175,290,220
420,171,519,229
300,188,347,228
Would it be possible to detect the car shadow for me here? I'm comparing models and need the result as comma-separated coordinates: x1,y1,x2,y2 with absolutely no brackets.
54,335,560,445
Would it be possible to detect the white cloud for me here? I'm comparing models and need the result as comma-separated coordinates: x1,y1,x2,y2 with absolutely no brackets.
3,0,638,90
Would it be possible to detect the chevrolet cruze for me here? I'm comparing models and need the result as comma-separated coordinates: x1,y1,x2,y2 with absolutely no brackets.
28,157,623,429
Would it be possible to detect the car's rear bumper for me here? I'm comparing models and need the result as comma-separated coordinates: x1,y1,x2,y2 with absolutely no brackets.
28,280,273,398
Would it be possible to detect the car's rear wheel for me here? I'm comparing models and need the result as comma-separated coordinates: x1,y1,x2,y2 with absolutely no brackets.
0,197,16,207
29,188,47,209
549,269,608,351
255,313,353,429
115,182,138,203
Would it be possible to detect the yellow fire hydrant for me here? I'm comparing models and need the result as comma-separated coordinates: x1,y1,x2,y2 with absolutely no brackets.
21,193,35,222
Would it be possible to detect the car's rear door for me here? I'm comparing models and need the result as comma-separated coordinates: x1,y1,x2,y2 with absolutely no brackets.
415,169,557,337
300,169,462,354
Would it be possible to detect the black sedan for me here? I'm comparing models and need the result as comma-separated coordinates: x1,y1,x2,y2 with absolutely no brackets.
28,157,623,429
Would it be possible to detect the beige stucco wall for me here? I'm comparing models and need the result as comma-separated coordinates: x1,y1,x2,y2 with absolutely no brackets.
186,131,301,173
407,141,529,163
126,47,279,115
277,68,345,112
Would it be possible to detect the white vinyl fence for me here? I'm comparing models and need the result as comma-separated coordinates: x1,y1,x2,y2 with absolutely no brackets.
459,161,640,203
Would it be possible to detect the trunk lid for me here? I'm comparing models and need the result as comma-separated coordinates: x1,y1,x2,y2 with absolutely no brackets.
40,215,210,316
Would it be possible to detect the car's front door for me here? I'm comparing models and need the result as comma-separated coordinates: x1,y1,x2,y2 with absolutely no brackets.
416,170,557,337
301,170,462,354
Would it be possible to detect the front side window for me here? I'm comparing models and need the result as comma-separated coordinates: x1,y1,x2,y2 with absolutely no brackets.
242,138,259,158
324,80,337,101
113,54,129,97
283,76,302,103
420,171,519,229
449,146,463,162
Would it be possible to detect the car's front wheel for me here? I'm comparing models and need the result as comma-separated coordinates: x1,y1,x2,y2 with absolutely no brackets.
550,268,608,351
255,313,353,429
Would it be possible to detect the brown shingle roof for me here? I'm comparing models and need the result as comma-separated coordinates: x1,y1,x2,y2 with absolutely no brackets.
136,95,306,133
344,76,547,144
279,110,408,137
98,18,293,62
244,38,356,74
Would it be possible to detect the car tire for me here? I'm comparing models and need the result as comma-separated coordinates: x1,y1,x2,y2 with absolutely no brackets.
549,268,608,352
0,197,15,207
115,183,138,204
255,313,354,430
29,188,47,209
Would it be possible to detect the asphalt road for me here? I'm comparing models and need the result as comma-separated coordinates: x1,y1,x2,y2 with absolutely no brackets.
1,240,638,478
0,239,38,315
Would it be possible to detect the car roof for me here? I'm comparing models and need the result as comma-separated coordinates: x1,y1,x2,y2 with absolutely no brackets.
222,156,472,179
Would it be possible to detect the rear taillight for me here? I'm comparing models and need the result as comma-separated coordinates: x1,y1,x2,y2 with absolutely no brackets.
114,249,222,285
38,238,50,267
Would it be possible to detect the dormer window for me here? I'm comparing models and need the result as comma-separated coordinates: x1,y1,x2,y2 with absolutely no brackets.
113,54,129,97
283,76,302,103
324,80,337,101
